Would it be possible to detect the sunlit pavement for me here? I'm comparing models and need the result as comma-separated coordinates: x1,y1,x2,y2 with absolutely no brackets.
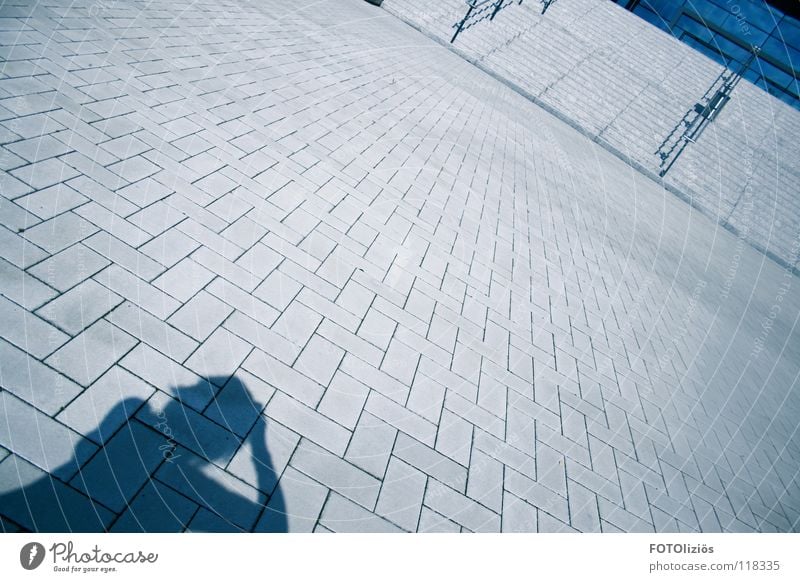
0,0,798,532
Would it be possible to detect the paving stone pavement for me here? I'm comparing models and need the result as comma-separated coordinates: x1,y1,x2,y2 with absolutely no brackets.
383,0,800,271
0,0,799,532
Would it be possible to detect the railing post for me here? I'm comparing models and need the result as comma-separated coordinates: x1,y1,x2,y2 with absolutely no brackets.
490,0,505,20
451,2,476,43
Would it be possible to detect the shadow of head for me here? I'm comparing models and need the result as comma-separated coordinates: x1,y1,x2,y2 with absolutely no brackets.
0,375,288,533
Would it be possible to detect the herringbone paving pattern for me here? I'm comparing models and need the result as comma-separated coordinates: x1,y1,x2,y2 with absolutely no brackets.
0,0,798,532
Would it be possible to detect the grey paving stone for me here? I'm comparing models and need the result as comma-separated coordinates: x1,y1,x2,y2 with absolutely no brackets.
36,279,123,335
291,439,381,510
598,496,656,532
538,510,578,533
0,225,47,268
406,370,446,424
0,170,31,198
316,318,384,367
293,333,345,387
505,401,536,457
0,391,95,480
227,415,297,494
418,507,461,533
128,198,186,237
477,369,508,419
56,365,154,444
648,484,704,529
502,491,538,532
566,458,624,506
178,219,243,262
94,263,180,320
14,182,88,221
435,408,473,466
120,343,215,411
0,515,22,532
207,191,253,225
67,175,138,216
366,391,437,446
0,294,69,358
224,310,299,364
108,155,161,183
424,478,500,532
404,286,436,326
422,356,478,404
99,134,151,160
0,195,39,233
317,370,370,430
467,448,503,513
445,390,505,438
138,390,242,465
451,341,482,386
393,432,467,492
650,504,681,533
70,420,164,512
152,257,214,303
108,301,198,362
505,468,569,524
380,337,421,386
340,352,410,404
184,327,252,387
111,479,198,532
45,319,137,387
195,171,238,199
221,215,267,250
0,256,57,309
271,298,323,348
261,235,321,276
0,338,82,415
536,439,568,498
27,243,110,293
255,465,329,533
21,210,97,254
117,176,173,208
186,508,245,532
281,261,340,302
235,242,283,286
319,492,402,533
0,454,114,532
1,111,63,141
345,411,397,479
10,157,80,190
191,245,259,292
335,278,374,321
474,429,536,479
567,478,602,532
620,470,651,519
204,371,276,439
140,227,200,268
83,231,164,282
266,391,351,456
242,344,323,403
356,306,396,351
376,456,426,531
156,445,265,531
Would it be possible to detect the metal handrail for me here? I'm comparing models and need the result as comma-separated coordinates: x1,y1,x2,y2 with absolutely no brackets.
451,0,525,43
655,46,760,177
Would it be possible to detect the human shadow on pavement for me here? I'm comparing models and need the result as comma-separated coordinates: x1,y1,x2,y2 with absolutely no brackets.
0,375,288,533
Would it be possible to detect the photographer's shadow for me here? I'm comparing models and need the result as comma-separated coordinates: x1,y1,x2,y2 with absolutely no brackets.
0,375,288,533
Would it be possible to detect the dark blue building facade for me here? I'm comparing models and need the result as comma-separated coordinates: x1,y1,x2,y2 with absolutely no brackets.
616,0,800,108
